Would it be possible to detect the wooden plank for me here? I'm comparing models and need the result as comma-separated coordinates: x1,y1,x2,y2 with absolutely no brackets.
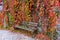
14,25,34,32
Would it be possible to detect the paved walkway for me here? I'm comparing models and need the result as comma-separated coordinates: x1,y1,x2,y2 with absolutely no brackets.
56,18,60,40
0,30,35,40
56,25,60,40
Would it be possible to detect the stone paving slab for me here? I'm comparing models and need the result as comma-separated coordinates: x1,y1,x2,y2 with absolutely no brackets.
0,30,35,40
